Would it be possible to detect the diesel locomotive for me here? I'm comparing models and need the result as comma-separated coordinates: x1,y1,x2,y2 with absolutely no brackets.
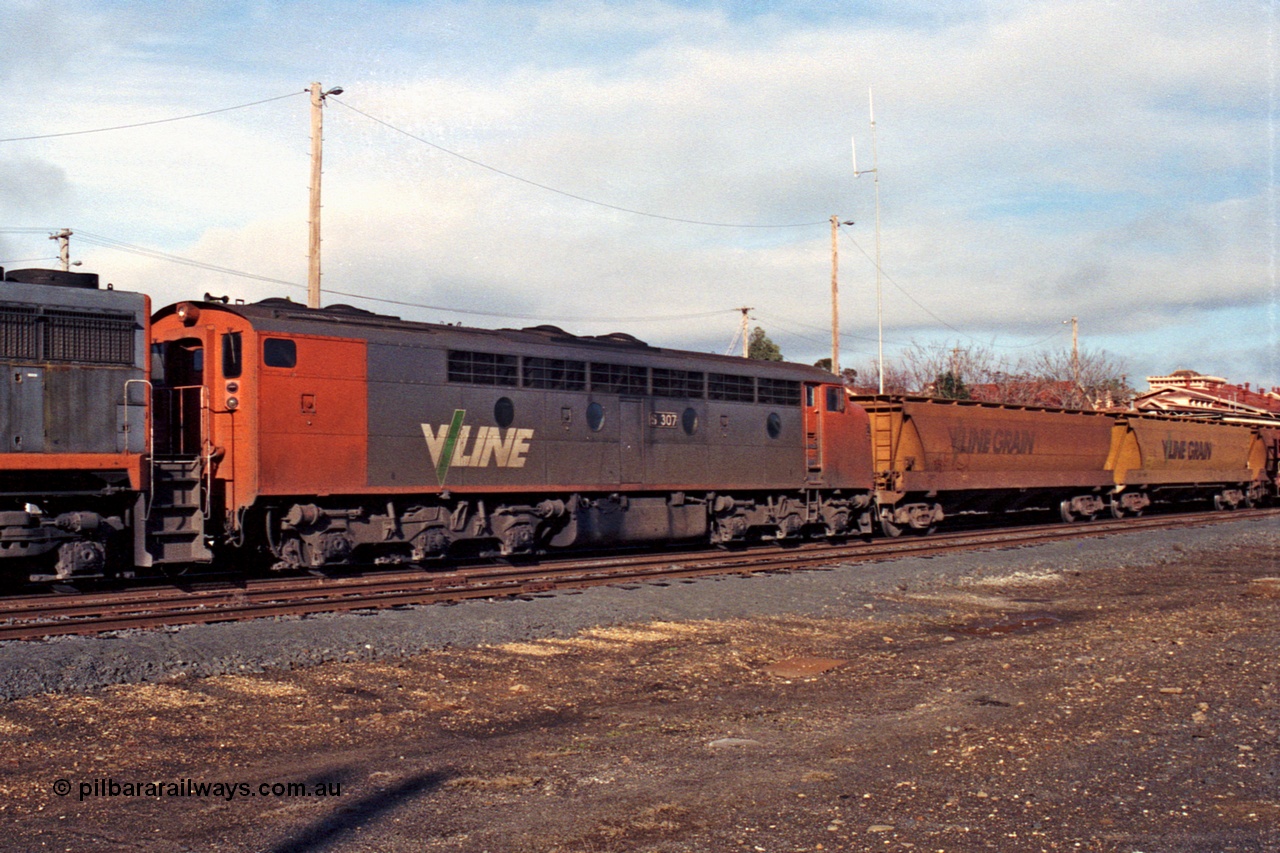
0,267,1275,582
0,268,150,580
146,295,872,573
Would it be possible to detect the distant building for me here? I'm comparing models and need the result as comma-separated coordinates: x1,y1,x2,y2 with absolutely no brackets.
1133,369,1280,419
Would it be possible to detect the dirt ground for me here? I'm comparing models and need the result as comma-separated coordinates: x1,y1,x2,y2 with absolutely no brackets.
1,538,1278,852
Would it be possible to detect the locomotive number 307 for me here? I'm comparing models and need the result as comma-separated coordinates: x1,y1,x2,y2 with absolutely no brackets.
649,411,679,429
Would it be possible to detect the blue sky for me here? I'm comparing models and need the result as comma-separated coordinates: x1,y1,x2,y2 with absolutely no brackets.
1,0,1276,388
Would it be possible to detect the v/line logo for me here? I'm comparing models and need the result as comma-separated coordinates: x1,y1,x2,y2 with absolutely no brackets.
422,410,535,485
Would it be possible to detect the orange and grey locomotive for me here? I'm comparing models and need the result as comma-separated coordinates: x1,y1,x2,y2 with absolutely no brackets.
148,298,874,572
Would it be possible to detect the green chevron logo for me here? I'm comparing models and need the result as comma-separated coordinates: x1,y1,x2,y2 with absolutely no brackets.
421,409,535,486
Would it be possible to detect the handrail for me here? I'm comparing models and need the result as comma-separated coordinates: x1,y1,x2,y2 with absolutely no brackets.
122,378,153,520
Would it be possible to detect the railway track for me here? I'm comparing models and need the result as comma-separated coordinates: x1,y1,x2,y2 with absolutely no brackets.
1,507,1274,641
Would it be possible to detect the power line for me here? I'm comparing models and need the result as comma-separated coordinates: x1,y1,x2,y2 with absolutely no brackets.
0,92,306,143
756,309,903,346
62,230,741,325
836,224,971,337
73,231,300,286
836,224,1069,351
329,97,829,230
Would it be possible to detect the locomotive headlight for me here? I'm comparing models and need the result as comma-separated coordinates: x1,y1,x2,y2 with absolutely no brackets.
176,302,201,326
225,396,239,411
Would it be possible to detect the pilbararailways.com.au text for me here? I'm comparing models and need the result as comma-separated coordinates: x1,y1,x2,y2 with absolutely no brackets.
53,777,343,802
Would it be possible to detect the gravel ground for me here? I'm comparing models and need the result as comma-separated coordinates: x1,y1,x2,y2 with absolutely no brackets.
0,517,1274,700
1,514,1277,853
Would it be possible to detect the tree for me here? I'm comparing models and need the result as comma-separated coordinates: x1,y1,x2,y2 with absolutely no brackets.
850,339,1133,409
934,369,971,400
852,341,1002,397
812,359,859,386
1029,348,1134,409
747,327,783,361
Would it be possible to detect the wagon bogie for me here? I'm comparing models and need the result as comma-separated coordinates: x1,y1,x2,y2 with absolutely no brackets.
1060,494,1107,523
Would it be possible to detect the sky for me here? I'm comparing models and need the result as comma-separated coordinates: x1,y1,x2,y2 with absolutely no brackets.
1,0,1276,389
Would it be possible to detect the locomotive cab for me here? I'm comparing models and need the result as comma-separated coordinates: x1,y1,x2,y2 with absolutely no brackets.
147,302,252,566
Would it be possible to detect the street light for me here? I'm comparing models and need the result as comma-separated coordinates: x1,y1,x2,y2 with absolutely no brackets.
308,82,344,309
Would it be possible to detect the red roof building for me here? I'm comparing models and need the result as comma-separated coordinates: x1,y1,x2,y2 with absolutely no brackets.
1133,370,1280,418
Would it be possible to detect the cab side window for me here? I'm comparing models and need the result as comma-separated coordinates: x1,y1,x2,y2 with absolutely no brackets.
825,386,845,412
263,338,297,369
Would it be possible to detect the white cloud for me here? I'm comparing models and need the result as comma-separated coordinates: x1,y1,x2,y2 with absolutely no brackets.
1,0,1274,382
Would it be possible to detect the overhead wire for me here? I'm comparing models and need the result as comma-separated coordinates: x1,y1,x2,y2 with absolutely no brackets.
1,91,1075,351
835,223,1070,351
0,92,306,143
64,230,741,325
329,97,830,230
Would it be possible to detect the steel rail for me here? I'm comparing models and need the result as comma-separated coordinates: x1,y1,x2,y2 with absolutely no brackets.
0,507,1274,642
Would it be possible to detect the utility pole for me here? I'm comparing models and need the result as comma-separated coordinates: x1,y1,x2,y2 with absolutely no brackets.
50,228,72,271
308,82,343,309
738,307,752,358
1069,316,1080,389
829,216,854,376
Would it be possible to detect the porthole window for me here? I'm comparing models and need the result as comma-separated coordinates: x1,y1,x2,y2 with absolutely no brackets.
766,412,782,439
494,397,515,428
682,407,699,436
586,401,606,432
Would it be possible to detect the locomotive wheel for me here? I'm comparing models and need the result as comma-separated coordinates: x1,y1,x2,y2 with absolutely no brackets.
1109,500,1125,520
1059,500,1075,524
880,517,904,538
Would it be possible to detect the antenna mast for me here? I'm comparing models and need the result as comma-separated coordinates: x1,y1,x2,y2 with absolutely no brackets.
830,216,840,375
853,87,884,393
